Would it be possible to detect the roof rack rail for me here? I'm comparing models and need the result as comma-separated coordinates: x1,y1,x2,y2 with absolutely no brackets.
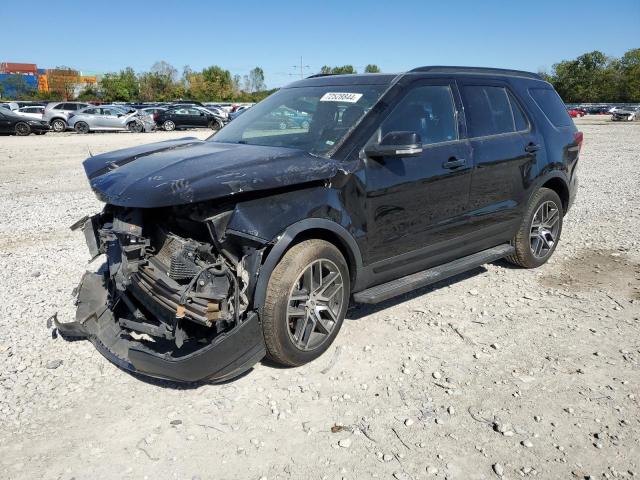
409,66,542,80
306,73,339,79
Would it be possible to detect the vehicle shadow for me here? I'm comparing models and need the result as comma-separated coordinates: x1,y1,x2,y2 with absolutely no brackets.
102,261,504,388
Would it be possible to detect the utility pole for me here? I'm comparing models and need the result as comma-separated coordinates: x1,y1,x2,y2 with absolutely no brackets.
290,56,311,79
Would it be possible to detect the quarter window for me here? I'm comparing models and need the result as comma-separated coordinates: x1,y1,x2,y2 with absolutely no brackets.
379,85,458,145
529,87,572,127
462,86,528,137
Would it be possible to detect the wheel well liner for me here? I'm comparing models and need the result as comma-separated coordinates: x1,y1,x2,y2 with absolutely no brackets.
252,219,362,309
541,176,569,212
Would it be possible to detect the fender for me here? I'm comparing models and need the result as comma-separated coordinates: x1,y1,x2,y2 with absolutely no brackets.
526,169,571,211
252,218,363,310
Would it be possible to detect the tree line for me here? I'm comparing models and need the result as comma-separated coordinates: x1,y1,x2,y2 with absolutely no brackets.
78,62,274,103
540,48,640,103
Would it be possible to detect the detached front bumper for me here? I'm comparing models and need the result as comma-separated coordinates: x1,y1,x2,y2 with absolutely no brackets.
55,272,266,383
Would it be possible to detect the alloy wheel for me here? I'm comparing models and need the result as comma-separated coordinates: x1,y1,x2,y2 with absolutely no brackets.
286,259,344,351
530,200,560,258
52,120,66,132
15,123,30,136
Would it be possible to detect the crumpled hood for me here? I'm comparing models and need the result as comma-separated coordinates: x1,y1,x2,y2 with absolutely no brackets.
83,137,348,207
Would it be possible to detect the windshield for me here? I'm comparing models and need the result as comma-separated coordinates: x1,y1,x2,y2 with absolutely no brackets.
210,84,387,156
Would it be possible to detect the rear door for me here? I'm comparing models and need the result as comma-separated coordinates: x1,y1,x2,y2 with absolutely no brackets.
363,79,474,281
458,80,538,246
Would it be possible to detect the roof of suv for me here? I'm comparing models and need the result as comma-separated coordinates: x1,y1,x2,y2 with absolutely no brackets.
288,66,546,88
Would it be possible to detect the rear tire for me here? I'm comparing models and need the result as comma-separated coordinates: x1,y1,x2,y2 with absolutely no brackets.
74,122,90,134
208,119,222,131
262,239,350,366
15,122,31,136
51,118,67,132
163,120,175,131
506,187,563,268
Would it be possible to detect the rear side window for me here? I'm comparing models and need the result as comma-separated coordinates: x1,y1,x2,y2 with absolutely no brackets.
529,88,572,127
462,85,529,137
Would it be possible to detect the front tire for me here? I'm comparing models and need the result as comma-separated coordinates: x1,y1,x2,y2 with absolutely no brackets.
128,121,143,133
506,187,563,268
262,239,350,366
15,122,31,136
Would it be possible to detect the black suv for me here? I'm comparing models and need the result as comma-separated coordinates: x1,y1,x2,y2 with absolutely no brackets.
155,106,226,131
58,67,581,383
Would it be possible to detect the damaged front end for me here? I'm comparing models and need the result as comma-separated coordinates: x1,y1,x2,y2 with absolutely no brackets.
58,205,266,383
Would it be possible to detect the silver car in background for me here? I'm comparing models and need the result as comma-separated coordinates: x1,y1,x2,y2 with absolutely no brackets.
43,102,92,132
16,105,45,120
68,106,155,134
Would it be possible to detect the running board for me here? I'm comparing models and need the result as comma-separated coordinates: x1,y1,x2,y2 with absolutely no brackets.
353,244,514,304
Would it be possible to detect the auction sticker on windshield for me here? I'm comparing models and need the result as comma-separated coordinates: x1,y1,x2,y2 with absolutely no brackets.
320,92,363,103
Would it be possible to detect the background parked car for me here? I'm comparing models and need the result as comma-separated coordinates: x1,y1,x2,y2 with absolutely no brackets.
0,108,50,135
155,106,226,131
0,102,20,111
229,105,251,121
16,105,45,120
43,102,92,132
611,106,640,121
69,106,153,133
567,108,586,118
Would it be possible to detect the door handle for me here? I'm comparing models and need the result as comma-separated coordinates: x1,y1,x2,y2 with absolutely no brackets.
443,157,466,169
525,143,540,153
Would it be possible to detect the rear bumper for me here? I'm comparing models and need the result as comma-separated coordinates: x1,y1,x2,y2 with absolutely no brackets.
55,272,266,383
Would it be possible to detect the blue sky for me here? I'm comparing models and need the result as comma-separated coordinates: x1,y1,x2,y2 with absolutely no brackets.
2,0,639,88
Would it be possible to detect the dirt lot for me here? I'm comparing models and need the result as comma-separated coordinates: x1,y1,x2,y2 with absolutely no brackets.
0,117,639,480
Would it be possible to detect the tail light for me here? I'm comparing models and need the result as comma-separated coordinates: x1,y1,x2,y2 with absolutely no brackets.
574,131,583,152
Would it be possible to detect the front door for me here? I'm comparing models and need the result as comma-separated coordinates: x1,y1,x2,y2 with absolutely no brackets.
363,80,474,281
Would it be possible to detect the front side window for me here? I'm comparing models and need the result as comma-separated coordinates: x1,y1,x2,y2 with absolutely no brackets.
211,84,386,157
462,85,528,137
83,108,97,115
378,85,458,145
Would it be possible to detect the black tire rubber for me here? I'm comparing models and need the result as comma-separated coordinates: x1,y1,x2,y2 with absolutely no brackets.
74,122,89,134
262,239,350,366
15,122,31,136
506,187,563,268
128,121,143,133
51,119,67,132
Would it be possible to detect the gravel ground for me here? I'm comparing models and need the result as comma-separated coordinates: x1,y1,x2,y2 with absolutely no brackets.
0,118,639,480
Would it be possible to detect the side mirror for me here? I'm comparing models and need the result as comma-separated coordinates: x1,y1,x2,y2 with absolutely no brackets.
365,131,423,158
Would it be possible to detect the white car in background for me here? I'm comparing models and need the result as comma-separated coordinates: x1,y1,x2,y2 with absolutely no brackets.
16,106,45,120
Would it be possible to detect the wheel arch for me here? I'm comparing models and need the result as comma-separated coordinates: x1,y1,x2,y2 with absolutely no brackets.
540,176,570,213
252,218,363,310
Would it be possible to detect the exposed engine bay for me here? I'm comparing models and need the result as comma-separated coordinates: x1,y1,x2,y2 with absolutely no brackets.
56,203,267,382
